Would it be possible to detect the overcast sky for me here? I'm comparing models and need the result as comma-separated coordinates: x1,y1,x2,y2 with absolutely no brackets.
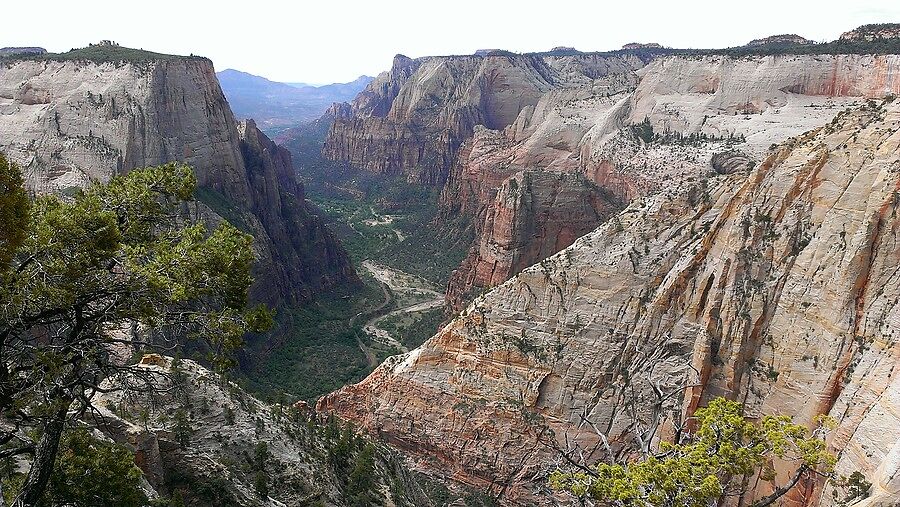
4,0,900,84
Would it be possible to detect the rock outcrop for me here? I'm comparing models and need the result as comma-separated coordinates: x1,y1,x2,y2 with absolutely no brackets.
323,52,647,186
746,34,814,46
321,99,900,506
444,53,900,308
95,356,435,506
0,50,356,306
840,23,900,42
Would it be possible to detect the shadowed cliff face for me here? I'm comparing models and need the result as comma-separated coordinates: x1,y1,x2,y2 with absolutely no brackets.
320,99,900,505
0,56,356,306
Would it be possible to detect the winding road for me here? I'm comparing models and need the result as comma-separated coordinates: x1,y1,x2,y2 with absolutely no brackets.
350,260,443,368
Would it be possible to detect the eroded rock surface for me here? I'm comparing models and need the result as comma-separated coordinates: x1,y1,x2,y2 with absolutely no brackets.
322,50,900,311
96,357,434,506
321,100,900,506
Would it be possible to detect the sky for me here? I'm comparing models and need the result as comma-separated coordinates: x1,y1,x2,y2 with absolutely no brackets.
4,0,900,85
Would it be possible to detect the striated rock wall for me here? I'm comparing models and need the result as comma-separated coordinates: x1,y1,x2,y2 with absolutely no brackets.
0,55,356,306
322,49,900,314
320,99,900,506
627,54,900,156
323,53,646,185
445,168,622,309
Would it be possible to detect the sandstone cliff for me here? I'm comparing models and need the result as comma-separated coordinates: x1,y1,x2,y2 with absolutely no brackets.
0,51,356,306
320,99,900,506
323,52,647,186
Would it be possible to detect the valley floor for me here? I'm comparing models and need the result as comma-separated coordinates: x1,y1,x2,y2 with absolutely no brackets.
241,171,467,403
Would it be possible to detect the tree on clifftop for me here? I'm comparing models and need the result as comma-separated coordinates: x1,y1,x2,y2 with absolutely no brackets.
550,397,837,507
0,154,272,506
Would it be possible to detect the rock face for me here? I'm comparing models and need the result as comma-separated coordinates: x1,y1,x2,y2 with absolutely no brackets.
840,23,900,42
94,356,435,506
0,52,356,306
323,52,649,308
323,52,647,186
444,53,900,308
321,99,900,505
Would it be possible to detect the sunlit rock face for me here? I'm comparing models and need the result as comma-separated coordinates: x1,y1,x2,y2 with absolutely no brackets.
321,99,900,506
0,55,356,305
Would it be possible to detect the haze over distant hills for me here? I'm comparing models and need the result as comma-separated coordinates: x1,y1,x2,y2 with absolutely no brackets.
217,69,372,134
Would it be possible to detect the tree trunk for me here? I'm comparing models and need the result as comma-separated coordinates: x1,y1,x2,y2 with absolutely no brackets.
750,465,808,507
13,402,70,507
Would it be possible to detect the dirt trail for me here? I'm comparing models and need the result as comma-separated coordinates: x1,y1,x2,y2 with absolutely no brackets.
360,260,443,354
363,207,406,242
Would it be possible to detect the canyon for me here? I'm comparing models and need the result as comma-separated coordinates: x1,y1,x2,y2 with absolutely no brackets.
319,48,900,310
4,22,900,507
321,95,900,506
218,69,373,134
316,32,900,505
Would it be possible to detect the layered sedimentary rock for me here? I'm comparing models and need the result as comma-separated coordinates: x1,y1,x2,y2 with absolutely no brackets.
323,48,900,311
323,52,647,186
445,53,900,308
321,99,900,506
627,54,900,155
0,52,356,305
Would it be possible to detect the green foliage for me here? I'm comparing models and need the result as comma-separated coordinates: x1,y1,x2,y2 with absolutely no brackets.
3,429,147,507
0,161,272,504
832,471,872,506
242,284,373,402
345,443,379,507
630,118,655,144
378,306,446,350
550,397,836,507
0,153,29,268
0,45,206,65
254,470,269,498
253,441,270,471
48,429,147,507
173,409,192,448
629,119,745,147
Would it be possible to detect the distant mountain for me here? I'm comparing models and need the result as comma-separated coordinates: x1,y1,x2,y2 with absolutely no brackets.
216,69,372,134
0,47,46,56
